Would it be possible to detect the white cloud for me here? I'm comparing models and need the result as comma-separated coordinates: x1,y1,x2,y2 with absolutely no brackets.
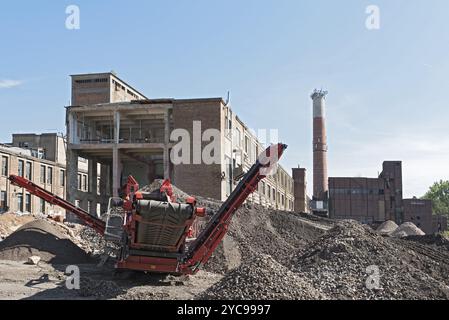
0,79,22,89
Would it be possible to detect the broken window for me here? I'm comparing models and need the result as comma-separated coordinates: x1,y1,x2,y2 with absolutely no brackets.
60,169,65,187
40,165,46,184
40,198,45,214
0,191,7,212
78,174,82,190
82,175,88,192
18,160,24,177
25,162,32,180
25,193,31,213
1,156,8,176
47,167,53,185
17,193,23,212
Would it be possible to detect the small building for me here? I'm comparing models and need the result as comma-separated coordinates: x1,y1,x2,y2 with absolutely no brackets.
0,133,100,216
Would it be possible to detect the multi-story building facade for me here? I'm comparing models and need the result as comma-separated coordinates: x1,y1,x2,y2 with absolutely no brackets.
0,133,100,216
66,73,294,211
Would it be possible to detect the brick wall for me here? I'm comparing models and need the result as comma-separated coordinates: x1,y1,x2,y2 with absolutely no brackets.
172,100,223,200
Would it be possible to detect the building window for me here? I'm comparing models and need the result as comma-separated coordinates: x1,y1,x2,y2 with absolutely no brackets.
1,156,8,177
78,174,82,190
40,165,46,184
268,186,271,199
25,162,32,180
47,167,53,185
17,193,23,212
60,169,65,187
0,191,7,213
235,128,241,147
244,136,249,154
82,175,88,192
75,200,80,208
97,177,101,195
25,193,31,213
87,201,92,214
18,160,24,177
40,198,45,214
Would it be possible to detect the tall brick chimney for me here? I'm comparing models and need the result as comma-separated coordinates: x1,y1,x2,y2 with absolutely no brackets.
311,89,328,200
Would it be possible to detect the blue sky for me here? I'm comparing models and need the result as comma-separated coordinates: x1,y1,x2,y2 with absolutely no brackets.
1,0,448,197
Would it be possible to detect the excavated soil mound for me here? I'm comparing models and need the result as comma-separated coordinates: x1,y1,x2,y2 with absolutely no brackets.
391,222,425,238
200,253,326,300
376,220,399,236
0,213,35,239
293,220,449,300
0,220,91,264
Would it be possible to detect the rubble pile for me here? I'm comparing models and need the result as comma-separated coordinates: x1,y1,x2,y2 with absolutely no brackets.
292,220,449,300
203,204,330,274
200,253,326,300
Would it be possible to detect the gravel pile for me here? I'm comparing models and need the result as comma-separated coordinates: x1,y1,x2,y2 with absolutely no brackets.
293,220,449,300
0,220,91,265
203,203,330,274
376,220,399,236
200,252,326,300
391,222,425,238
140,179,190,201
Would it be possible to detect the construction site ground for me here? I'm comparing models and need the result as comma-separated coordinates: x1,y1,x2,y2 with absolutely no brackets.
0,194,449,300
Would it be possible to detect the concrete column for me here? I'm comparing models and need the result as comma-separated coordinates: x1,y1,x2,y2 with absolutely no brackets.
66,148,79,222
114,111,121,144
163,109,170,179
112,147,121,197
88,159,98,216
68,112,78,144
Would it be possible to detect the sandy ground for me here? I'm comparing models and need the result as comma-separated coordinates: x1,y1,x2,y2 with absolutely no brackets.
0,260,223,300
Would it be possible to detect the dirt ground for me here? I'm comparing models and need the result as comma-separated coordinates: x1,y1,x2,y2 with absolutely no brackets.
0,259,223,300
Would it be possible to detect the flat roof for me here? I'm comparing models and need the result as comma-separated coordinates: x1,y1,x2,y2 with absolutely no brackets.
70,72,149,100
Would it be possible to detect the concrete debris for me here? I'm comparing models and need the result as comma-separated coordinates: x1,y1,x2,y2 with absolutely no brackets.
200,253,326,300
203,200,330,274
293,220,449,300
391,222,425,238
376,220,399,236
26,256,41,265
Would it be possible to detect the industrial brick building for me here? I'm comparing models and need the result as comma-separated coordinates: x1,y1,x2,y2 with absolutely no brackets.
328,161,446,234
0,133,99,216
66,72,294,213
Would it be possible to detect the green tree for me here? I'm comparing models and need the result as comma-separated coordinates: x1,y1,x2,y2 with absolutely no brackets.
423,180,449,216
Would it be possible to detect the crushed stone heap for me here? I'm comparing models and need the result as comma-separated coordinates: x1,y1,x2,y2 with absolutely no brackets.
293,220,449,300
200,252,326,300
